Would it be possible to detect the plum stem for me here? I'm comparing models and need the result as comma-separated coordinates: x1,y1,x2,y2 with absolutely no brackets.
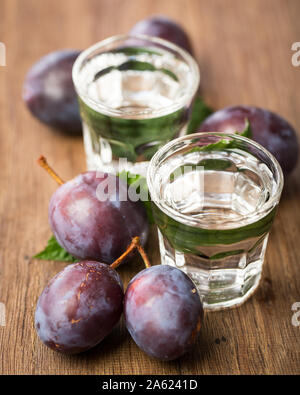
110,236,151,270
37,156,64,185
136,242,151,269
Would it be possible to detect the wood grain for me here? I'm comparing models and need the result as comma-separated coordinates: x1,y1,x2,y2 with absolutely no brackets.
0,0,299,375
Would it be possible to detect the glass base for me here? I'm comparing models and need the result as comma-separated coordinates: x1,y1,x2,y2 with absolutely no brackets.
157,229,268,311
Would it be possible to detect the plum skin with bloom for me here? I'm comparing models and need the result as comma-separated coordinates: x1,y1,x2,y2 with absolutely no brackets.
124,265,204,361
48,171,149,263
35,261,124,354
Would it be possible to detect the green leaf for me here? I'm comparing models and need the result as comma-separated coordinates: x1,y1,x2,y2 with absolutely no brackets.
152,203,276,256
118,171,154,224
112,46,163,57
187,97,214,134
209,249,245,260
79,98,185,162
94,60,178,82
198,158,232,171
186,119,254,156
34,236,78,263
240,119,252,138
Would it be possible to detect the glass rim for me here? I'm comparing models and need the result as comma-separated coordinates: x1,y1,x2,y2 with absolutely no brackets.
72,34,200,119
147,132,284,229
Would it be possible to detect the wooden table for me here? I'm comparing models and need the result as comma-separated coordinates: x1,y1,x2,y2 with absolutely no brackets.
0,0,299,375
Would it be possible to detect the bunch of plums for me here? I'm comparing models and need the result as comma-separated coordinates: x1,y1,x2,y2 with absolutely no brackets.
35,170,204,360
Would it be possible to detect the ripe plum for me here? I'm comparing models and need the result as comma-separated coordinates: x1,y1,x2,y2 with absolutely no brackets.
124,265,204,360
49,171,149,263
35,261,124,354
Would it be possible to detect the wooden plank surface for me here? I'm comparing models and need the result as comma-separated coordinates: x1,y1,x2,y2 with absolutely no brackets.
0,0,300,375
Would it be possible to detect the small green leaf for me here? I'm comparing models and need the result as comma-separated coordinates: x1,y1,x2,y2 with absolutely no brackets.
209,249,245,260
94,60,178,82
160,67,179,81
187,97,214,134
34,236,78,263
198,158,232,171
186,119,254,155
112,46,162,56
239,118,252,139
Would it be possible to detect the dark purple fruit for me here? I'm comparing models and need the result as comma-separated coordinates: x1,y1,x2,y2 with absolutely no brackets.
35,261,123,354
23,49,81,134
199,106,299,175
124,265,204,361
130,15,193,54
49,171,149,263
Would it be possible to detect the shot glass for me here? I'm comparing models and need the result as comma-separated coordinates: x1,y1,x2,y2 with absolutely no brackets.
72,34,200,175
147,132,284,310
